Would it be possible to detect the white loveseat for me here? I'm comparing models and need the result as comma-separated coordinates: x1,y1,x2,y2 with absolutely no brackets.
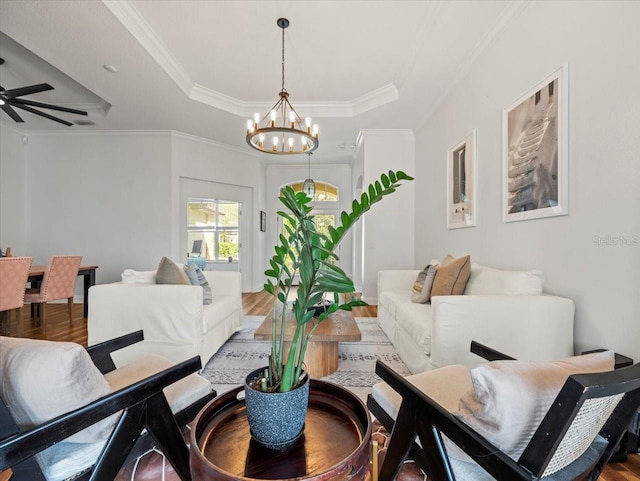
88,270,242,366
377,264,575,373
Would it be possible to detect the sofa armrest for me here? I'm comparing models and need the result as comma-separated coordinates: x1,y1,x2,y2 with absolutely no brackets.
203,271,242,301
378,270,420,298
88,283,204,348
430,295,575,369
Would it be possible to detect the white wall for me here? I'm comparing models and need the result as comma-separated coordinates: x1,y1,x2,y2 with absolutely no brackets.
13,130,266,297
24,132,173,294
359,130,416,301
414,1,640,361
0,125,26,255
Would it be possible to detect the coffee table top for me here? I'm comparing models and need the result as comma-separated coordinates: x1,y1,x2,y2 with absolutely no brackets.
254,309,361,343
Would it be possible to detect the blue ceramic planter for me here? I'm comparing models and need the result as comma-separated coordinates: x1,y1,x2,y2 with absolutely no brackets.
244,366,310,449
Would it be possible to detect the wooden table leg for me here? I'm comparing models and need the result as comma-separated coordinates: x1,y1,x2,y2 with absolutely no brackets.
82,269,96,318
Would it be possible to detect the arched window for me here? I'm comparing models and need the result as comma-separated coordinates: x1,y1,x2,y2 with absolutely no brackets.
287,181,339,201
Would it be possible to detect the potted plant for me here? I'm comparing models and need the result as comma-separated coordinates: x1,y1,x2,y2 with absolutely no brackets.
244,170,413,448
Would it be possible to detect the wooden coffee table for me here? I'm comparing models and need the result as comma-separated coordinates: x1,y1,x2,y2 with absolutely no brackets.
254,309,361,378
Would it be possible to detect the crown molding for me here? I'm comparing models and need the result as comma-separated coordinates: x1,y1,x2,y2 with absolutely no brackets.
101,0,194,94
103,0,398,118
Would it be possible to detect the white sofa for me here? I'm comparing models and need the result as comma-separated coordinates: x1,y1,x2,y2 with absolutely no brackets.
88,270,242,367
377,264,575,373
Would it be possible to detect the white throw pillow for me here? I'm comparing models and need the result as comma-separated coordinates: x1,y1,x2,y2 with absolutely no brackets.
0,336,117,444
464,263,544,295
448,350,615,462
121,269,156,284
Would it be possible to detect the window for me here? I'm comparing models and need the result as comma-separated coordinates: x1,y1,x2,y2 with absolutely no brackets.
187,198,240,262
288,181,339,201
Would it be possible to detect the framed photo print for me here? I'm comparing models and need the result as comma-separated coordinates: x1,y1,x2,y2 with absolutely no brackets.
503,64,568,222
447,131,477,229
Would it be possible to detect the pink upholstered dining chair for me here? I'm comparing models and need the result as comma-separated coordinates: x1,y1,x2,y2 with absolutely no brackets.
24,255,82,334
0,257,33,336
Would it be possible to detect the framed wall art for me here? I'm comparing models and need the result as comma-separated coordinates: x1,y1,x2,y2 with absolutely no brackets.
503,64,568,222
447,131,477,229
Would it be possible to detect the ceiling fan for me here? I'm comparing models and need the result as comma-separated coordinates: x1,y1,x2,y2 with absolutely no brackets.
0,57,88,126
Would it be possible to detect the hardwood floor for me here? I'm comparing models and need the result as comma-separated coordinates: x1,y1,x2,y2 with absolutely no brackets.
2,295,637,480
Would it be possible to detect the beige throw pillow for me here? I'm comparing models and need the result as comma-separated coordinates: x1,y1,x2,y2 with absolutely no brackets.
448,350,615,462
156,256,190,285
431,255,471,296
411,264,437,303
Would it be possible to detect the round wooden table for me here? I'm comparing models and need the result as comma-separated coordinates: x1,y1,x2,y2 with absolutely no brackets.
190,380,372,481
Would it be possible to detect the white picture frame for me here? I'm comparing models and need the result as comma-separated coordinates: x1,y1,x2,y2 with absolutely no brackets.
447,131,477,229
503,64,568,222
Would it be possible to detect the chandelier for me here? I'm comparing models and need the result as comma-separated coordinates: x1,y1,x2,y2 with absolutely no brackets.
246,18,319,155
302,152,315,198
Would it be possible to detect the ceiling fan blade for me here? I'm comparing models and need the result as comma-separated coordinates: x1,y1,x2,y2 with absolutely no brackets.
1,103,25,122
3,83,54,98
12,103,73,126
12,99,88,116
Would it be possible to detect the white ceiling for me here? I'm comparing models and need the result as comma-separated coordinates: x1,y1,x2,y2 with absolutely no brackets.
0,0,524,163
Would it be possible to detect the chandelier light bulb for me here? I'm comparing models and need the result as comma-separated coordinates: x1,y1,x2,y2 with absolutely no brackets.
312,124,319,137
246,119,254,132
258,133,265,148
270,110,277,125
253,113,260,124
305,117,311,129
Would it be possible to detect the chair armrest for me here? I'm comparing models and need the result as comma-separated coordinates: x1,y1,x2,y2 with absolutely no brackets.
87,330,145,374
470,341,515,362
0,356,202,470
430,295,575,369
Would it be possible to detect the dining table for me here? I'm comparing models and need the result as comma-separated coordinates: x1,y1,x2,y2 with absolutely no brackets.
28,265,98,318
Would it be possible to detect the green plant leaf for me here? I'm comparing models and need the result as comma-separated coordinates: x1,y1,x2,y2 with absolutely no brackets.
381,173,390,188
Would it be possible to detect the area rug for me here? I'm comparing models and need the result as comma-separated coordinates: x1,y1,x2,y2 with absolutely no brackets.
200,316,411,401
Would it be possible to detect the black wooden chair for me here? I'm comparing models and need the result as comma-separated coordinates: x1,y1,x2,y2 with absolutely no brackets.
368,342,640,481
0,331,216,481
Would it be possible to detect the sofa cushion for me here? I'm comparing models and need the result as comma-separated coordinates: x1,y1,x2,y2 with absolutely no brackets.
450,350,615,462
104,354,212,414
36,439,108,481
0,337,116,444
202,295,241,332
431,255,471,296
121,269,156,284
395,302,433,356
372,364,471,420
156,256,190,285
465,264,544,295
411,264,437,303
